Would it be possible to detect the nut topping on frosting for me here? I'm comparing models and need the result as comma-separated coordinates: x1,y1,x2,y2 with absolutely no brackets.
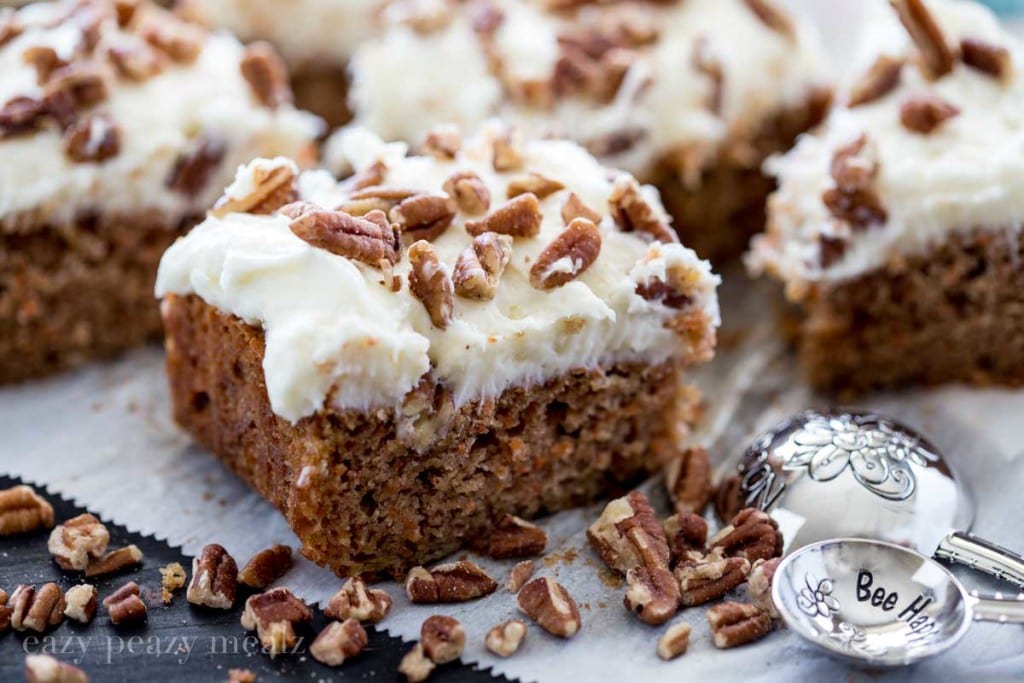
288,206,401,269
560,192,601,225
609,176,676,243
167,134,227,197
408,240,455,329
743,0,794,40
63,113,120,163
443,170,491,215
892,0,955,80
466,193,542,238
240,42,292,109
530,217,602,291
391,194,458,242
960,38,1012,82
453,232,512,300
507,172,565,200
848,55,904,108
899,93,959,134
822,135,887,230
213,158,298,217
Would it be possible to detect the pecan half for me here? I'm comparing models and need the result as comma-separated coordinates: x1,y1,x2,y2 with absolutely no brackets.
560,192,601,225
443,170,490,215
44,62,108,116
310,619,367,667
709,508,783,563
421,615,465,664
488,514,548,559
506,560,535,593
848,55,903,107
900,94,960,134
10,584,65,633
108,44,164,82
747,557,781,619
707,601,772,648
507,173,565,200
420,125,462,160
288,207,401,268
240,587,312,658
405,561,498,603
160,562,186,604
530,217,601,290
516,577,581,638
102,581,147,626
391,194,457,241
324,577,393,623
663,512,708,565
961,38,1012,82
47,513,109,571
398,644,435,682
743,0,794,40
656,621,692,660
241,42,292,108
624,565,681,626
466,193,542,238
166,134,226,198
213,161,297,218
187,543,238,609
676,550,749,607
0,96,48,138
138,16,202,64
63,585,97,624
892,0,954,79
0,485,54,535
408,240,455,329
24,654,88,683
664,446,712,516
63,114,120,163
588,491,671,575
485,620,527,657
453,232,512,301
609,176,676,243
84,544,143,577
238,544,292,590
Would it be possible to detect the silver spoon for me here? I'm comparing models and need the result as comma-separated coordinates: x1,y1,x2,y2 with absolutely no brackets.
722,409,1024,588
772,538,1024,667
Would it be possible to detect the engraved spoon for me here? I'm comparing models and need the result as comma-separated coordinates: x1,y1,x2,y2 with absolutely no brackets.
772,538,1024,667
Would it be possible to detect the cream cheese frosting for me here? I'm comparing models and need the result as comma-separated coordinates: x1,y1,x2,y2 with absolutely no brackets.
341,0,831,180
0,0,322,224
748,0,1024,293
156,124,720,423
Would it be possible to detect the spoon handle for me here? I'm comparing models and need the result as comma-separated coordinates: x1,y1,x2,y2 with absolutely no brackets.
970,591,1024,624
935,532,1024,589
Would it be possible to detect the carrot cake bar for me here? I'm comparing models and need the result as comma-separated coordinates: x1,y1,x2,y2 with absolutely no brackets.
0,0,321,383
334,0,832,261
156,123,720,578
748,0,1024,393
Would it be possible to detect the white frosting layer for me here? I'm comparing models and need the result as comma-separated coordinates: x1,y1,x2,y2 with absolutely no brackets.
749,0,1024,289
344,0,830,179
157,126,720,422
0,1,322,223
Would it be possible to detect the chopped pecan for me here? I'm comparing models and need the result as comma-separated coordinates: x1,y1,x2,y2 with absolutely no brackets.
587,491,670,575
406,561,498,603
0,589,11,633
0,485,54,535
114,0,140,27
488,514,547,559
342,161,387,192
102,581,147,626
707,601,772,648
675,551,750,607
713,474,743,525
466,193,542,238
453,232,513,301
506,560,535,593
10,584,65,633
213,161,297,217
391,194,457,241
45,62,108,113
138,16,203,63
240,587,312,658
408,240,455,329
23,45,67,84
892,0,954,79
634,266,695,310
160,562,186,604
24,654,88,683
560,192,601,225
398,644,435,682
443,170,490,215
47,513,109,571
421,615,465,664
609,176,676,243
485,620,527,657
350,186,418,202
900,94,960,134
238,544,292,590
529,217,601,290
823,187,887,230
84,544,143,577
848,55,903,107
961,38,1012,82
187,544,238,609
624,565,681,626
63,114,120,163
310,619,367,667
0,96,48,138
516,577,581,638
324,577,393,623
692,36,725,114
830,135,879,194
743,0,794,39
288,206,401,268
108,44,164,81
507,173,565,200
240,41,292,108
709,508,783,563
491,126,524,171
657,621,692,660
420,125,462,160
63,585,97,624
747,557,781,619
663,512,708,564
818,234,848,268
227,669,255,683
166,134,227,197
664,446,712,516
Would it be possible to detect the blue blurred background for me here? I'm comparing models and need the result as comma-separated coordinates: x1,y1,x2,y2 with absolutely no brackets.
980,0,1024,15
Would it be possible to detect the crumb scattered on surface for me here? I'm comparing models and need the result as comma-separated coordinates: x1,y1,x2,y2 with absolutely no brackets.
160,562,187,604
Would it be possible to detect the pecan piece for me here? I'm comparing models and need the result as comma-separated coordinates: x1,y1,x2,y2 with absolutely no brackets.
663,512,708,564
213,160,297,218
406,561,498,603
84,544,143,577
420,125,462,160
491,126,524,171
961,38,1012,82
560,192,601,225
0,485,54,535
310,619,367,667
823,135,887,230
24,654,88,683
624,565,681,626
289,207,401,268
819,234,849,269
676,550,750,607
485,619,527,657
707,601,772,648
892,0,954,79
241,42,292,108
391,194,457,241
63,585,97,624
23,45,67,84
657,621,692,660
138,16,202,63
709,508,783,563
506,560,535,593
530,217,601,290
227,669,255,683
398,644,435,682
465,193,542,238
421,615,465,664
0,96,48,138
516,577,581,638
823,187,887,230
443,170,490,215
900,94,960,134
488,514,547,559
664,446,712,515
238,544,292,590
743,0,794,40
166,134,226,198
103,582,147,626
848,55,903,107
44,62,108,114
713,474,743,525
507,172,565,200
108,44,164,82
453,232,512,301
160,562,186,604
240,587,312,658
408,240,455,329
47,513,109,570
748,557,781,619
587,491,670,575
324,577,393,623
11,584,65,633
63,114,120,163
0,589,9,633
609,176,676,243
187,543,238,609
